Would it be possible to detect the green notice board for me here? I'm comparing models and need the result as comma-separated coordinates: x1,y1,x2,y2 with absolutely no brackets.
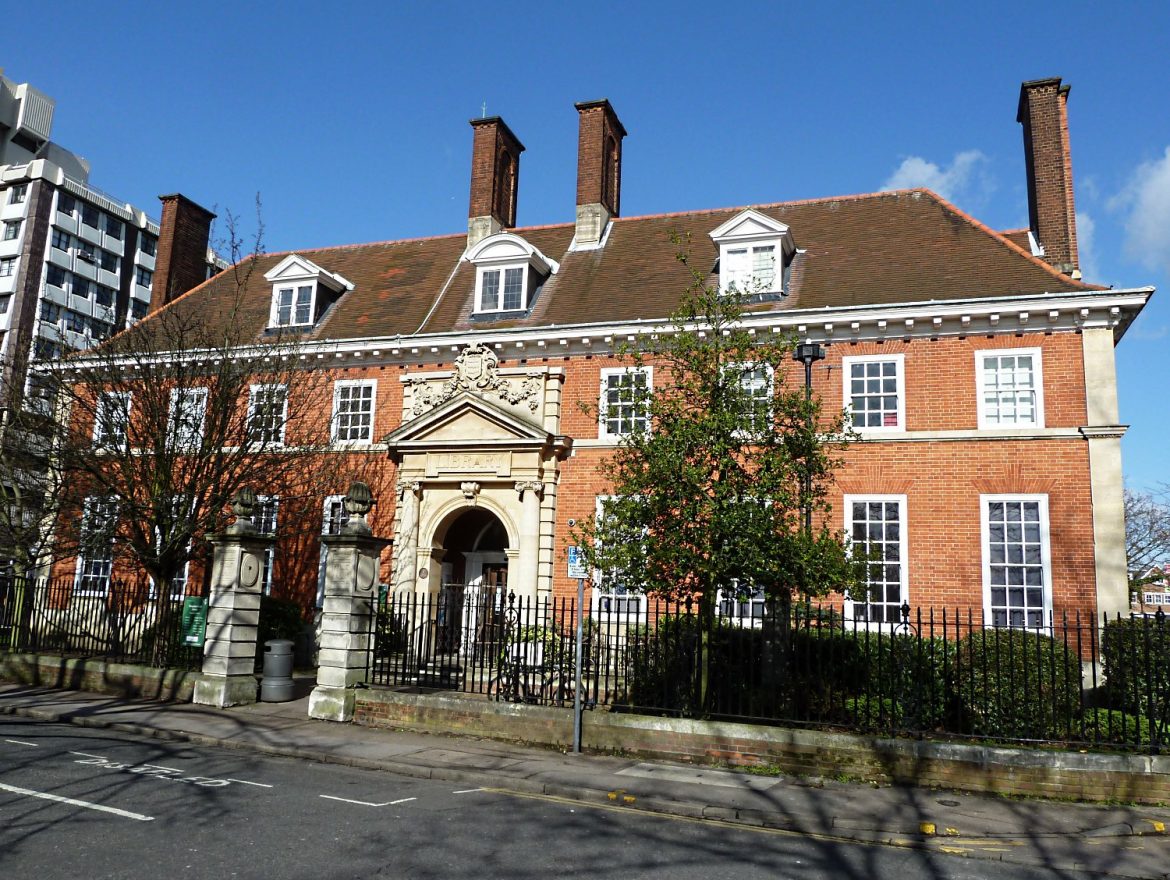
181,597,208,647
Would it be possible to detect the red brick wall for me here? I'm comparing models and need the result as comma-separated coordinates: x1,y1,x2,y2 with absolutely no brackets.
56,329,1101,617
1019,80,1078,273
152,195,215,312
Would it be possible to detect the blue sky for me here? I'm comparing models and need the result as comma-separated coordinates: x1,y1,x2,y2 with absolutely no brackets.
8,1,1169,488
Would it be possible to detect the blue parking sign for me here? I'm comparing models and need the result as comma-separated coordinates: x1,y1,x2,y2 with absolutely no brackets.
567,546,588,579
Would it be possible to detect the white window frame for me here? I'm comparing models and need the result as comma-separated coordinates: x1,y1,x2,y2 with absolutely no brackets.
331,379,377,443
317,494,350,606
75,495,117,597
264,254,354,330
3,220,21,241
976,348,1044,429
0,257,15,278
843,494,909,626
167,386,208,450
255,495,279,596
272,282,317,328
716,578,767,624
724,362,774,437
981,494,1052,630
474,264,529,314
9,184,27,205
842,354,905,432
247,383,288,447
591,495,648,620
598,367,652,441
93,390,132,451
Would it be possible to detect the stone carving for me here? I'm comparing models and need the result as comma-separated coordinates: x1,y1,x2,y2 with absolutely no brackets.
396,478,421,500
515,480,543,500
461,481,481,504
407,342,543,417
342,481,375,536
227,487,258,535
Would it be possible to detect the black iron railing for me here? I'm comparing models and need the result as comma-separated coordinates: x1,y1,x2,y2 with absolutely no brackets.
0,573,202,670
367,590,1170,754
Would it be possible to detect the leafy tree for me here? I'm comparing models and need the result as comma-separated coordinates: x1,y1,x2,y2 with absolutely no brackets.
574,249,864,710
1125,485,1170,596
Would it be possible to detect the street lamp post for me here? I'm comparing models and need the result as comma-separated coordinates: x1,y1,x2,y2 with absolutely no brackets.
792,341,825,536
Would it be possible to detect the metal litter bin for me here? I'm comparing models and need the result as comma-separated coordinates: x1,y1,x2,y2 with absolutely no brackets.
260,639,295,702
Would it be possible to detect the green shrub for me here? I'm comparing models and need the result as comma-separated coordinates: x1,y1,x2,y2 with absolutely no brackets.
1082,707,1154,747
1101,617,1170,726
951,628,1082,739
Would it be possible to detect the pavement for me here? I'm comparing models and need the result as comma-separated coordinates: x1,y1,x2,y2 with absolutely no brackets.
4,682,1170,878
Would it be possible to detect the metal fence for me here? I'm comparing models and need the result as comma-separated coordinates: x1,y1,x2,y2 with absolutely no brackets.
0,573,202,670
368,589,1170,754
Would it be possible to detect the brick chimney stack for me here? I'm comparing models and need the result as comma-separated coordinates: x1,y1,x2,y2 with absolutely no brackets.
574,99,626,248
1017,78,1079,277
467,117,524,247
152,193,216,312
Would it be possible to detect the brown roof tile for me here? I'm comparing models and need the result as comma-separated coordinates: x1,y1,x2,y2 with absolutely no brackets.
139,189,1097,346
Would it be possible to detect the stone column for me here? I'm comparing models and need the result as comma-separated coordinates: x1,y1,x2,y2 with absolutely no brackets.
516,480,543,599
309,481,391,722
1081,326,1129,618
392,479,420,593
194,489,274,708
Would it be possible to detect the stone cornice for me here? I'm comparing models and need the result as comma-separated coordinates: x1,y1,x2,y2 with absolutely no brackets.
49,287,1153,373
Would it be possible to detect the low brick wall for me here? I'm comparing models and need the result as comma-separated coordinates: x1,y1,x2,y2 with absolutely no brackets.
355,688,1170,804
0,653,198,702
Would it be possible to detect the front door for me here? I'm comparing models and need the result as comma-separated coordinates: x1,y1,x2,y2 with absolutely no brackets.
472,562,508,661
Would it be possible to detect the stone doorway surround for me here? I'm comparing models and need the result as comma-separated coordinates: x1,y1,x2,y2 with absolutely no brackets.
384,343,572,601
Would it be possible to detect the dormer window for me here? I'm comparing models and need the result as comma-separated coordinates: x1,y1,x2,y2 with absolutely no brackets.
466,232,559,316
709,209,795,297
264,254,354,330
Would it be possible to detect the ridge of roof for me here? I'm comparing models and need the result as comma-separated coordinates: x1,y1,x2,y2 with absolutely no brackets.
917,189,1105,292
608,188,926,225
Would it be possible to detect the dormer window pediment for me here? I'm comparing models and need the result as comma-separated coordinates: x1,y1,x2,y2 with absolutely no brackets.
264,254,354,329
709,209,795,297
465,232,559,316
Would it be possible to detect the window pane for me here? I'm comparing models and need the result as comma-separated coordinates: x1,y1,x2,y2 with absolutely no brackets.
848,498,904,620
986,498,1047,628
480,270,500,311
502,267,524,310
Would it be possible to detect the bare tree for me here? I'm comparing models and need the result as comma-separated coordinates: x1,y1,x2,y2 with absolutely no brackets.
2,208,382,595
1126,484,1170,593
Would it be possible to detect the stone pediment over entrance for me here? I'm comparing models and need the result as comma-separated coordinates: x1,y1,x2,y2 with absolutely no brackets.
383,392,569,459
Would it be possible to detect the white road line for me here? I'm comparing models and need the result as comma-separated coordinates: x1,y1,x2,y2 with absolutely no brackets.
3,739,38,747
320,795,395,807
69,751,105,759
389,797,417,805
227,778,273,788
0,782,154,821
453,788,485,794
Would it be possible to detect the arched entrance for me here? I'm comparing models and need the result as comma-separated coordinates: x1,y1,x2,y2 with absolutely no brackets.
432,506,510,657
435,507,509,592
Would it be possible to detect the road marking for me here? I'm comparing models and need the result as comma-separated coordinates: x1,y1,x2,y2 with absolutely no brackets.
389,797,417,805
0,782,154,822
453,788,485,794
320,795,395,807
69,751,105,759
3,739,38,747
227,779,273,788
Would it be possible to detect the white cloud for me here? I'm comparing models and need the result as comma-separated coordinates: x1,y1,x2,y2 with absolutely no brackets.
1111,146,1170,275
881,150,989,204
1075,210,1099,282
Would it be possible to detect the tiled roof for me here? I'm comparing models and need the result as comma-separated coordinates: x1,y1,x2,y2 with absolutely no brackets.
146,189,1098,345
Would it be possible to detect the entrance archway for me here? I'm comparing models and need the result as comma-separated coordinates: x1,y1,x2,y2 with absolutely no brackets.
432,506,510,657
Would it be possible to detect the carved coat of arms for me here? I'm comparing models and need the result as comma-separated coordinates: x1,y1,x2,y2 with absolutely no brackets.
407,342,542,417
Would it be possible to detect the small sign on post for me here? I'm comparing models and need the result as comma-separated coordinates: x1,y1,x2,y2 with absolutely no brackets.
181,596,208,647
567,546,588,580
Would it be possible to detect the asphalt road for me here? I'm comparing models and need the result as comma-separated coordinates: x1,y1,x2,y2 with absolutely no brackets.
0,719,1118,880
